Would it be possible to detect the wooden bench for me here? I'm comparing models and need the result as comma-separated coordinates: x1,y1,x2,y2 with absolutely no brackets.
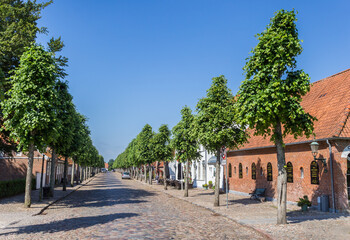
249,188,266,202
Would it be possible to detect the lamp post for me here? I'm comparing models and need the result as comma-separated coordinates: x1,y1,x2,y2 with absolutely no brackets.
310,140,327,172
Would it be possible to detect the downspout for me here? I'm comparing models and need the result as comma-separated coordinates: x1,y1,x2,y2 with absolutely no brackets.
326,139,336,213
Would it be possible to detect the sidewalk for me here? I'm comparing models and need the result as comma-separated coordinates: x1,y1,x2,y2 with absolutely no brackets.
135,177,350,240
0,176,95,230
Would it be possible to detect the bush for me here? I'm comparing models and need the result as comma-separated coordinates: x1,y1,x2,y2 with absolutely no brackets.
0,178,36,199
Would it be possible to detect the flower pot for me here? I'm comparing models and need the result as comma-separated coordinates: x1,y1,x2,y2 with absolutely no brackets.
301,205,308,212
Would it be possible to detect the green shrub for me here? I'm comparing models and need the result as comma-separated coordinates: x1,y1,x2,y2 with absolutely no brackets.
0,178,36,199
208,181,213,185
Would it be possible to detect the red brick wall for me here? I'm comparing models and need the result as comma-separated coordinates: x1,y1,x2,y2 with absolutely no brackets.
227,139,349,211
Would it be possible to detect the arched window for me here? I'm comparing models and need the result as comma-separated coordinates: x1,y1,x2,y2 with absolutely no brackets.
228,163,232,178
300,167,304,179
251,163,256,179
287,162,293,183
267,162,272,181
239,163,243,178
310,161,319,184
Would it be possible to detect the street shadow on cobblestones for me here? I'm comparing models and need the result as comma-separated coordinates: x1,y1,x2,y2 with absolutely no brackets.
50,188,155,209
0,213,139,236
286,211,349,223
228,198,264,205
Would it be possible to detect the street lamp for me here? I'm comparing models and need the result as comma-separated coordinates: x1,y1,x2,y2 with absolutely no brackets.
310,140,327,171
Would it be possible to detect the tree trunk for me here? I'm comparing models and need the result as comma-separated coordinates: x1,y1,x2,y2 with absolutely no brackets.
49,148,56,198
149,164,152,185
24,142,35,208
214,148,221,207
71,161,75,187
79,165,83,183
144,165,147,182
39,153,45,201
63,157,68,191
164,161,168,190
275,120,287,224
184,160,189,197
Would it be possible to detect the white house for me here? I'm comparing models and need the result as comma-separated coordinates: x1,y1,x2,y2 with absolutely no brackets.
168,145,224,189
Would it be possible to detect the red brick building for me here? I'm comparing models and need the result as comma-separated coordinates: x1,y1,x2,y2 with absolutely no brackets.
227,69,350,211
0,149,75,188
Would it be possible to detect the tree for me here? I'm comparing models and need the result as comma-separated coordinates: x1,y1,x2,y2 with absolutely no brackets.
137,124,155,184
153,124,172,190
0,0,51,154
108,159,114,170
195,75,247,206
1,45,60,207
172,106,200,197
235,9,315,224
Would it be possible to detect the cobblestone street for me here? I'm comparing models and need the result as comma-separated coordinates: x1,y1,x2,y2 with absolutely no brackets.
0,173,267,239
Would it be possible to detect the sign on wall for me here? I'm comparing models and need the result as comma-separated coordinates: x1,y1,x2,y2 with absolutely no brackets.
286,162,293,183
267,162,272,181
310,160,319,185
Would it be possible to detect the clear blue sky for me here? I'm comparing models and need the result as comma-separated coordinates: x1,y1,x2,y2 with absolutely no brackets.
36,0,350,162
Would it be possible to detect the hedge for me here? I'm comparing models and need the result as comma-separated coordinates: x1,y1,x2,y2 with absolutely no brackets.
0,178,36,199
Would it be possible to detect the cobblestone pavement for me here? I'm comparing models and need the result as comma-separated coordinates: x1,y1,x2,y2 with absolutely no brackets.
147,179,350,240
0,173,268,240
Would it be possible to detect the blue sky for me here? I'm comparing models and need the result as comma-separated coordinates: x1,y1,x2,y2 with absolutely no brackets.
36,0,350,162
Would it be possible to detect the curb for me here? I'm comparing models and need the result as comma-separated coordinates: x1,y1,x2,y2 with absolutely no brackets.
128,176,273,240
33,174,97,216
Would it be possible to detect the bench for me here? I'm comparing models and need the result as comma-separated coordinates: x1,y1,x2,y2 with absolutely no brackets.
249,188,266,202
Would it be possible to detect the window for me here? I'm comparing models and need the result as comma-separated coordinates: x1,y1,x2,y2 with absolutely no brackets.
267,162,272,181
300,167,304,179
286,162,293,183
251,163,256,180
228,163,232,178
310,161,319,184
239,163,243,178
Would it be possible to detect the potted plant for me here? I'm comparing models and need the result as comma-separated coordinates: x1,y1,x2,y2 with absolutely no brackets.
202,183,208,190
297,195,311,211
208,181,213,189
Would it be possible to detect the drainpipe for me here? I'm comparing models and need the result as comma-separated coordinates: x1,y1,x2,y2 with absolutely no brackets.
204,149,207,185
326,139,336,213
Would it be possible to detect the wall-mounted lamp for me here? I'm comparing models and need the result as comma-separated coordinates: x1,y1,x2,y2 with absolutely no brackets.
310,140,327,172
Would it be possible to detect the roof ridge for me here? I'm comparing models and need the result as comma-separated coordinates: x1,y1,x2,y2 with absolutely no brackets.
312,68,350,85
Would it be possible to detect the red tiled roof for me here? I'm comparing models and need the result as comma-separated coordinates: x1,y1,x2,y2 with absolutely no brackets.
233,68,350,150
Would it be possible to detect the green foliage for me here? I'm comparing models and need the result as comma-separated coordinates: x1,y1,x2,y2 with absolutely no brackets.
1,45,60,151
297,195,311,207
0,178,36,198
172,106,200,163
137,124,155,164
236,9,315,141
153,124,173,163
195,75,247,153
0,0,52,87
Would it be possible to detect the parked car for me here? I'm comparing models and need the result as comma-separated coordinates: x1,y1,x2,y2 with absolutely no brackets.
101,168,107,173
122,172,131,179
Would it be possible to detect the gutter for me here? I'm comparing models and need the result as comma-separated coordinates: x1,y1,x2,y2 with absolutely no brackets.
228,137,350,153
326,140,336,213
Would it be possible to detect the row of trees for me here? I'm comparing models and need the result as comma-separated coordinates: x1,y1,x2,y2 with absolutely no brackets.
0,1,104,208
113,9,315,225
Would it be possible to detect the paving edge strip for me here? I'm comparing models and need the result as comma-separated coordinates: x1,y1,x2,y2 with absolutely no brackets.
33,175,97,216
126,175,273,240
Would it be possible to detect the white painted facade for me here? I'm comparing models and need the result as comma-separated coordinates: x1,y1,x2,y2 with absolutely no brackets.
168,145,224,189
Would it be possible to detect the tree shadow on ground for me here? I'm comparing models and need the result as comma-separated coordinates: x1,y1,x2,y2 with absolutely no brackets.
286,211,349,223
0,213,139,236
228,197,265,205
